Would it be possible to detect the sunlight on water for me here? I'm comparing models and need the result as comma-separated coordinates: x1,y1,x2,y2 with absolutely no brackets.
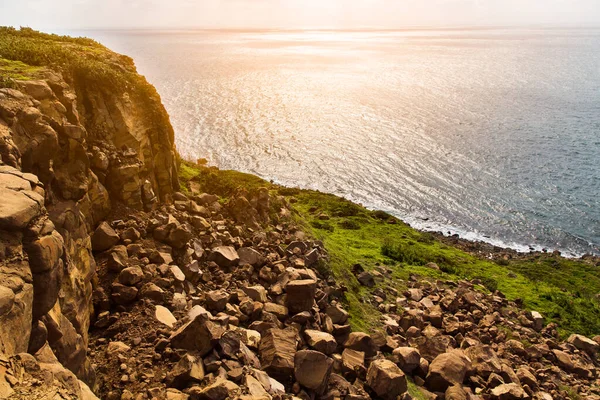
83,28,600,256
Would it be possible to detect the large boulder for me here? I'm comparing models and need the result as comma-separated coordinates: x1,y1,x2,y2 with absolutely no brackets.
567,334,599,356
208,246,240,268
167,353,205,389
304,330,337,355
285,280,316,313
465,345,502,379
169,314,225,356
426,350,470,392
259,328,298,381
490,383,528,400
91,222,119,252
392,347,421,374
294,350,333,394
238,247,265,267
344,332,378,358
366,359,408,400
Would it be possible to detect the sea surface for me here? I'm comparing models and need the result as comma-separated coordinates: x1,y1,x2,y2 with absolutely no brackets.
76,28,600,256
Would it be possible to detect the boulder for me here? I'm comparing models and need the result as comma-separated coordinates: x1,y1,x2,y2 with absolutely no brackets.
238,247,265,266
169,314,225,356
344,332,378,358
259,328,298,381
326,304,349,324
304,330,337,355
530,311,544,331
189,378,239,400
552,349,574,372
167,353,205,389
91,222,119,252
341,348,365,376
205,290,230,312
118,266,144,286
516,367,538,391
392,347,421,374
426,350,470,392
357,271,375,287
208,246,240,267
567,334,599,356
446,385,469,400
243,285,268,303
490,383,528,400
294,350,333,394
155,305,177,328
139,283,165,302
285,280,316,313
366,359,408,400
465,345,502,379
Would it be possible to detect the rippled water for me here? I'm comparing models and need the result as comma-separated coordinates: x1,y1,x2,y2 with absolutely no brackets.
82,28,600,256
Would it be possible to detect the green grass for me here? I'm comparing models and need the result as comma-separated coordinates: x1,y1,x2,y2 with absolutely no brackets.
0,27,173,141
286,189,600,338
176,163,600,337
0,57,43,86
406,377,429,400
179,160,271,198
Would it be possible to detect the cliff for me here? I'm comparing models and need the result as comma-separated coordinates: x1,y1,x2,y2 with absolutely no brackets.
0,27,178,396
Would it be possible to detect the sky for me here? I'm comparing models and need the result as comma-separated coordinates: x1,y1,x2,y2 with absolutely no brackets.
1,0,599,30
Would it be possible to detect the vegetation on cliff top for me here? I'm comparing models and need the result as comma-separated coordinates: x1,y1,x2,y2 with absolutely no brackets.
0,27,173,141
179,161,600,338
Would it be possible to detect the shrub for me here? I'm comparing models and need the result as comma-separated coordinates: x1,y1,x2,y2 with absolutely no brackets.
339,219,361,230
311,220,334,232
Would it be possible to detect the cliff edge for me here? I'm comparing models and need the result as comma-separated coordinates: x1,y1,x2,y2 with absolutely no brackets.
0,27,178,396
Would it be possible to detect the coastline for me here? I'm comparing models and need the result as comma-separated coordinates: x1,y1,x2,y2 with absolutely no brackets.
203,163,600,260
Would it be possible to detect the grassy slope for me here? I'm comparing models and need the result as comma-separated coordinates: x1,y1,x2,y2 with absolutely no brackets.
179,162,600,338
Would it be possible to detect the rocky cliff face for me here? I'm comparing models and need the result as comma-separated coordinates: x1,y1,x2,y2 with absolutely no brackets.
0,48,178,396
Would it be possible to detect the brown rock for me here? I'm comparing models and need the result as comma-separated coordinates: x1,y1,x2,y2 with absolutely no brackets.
189,378,239,400
304,330,337,355
285,280,316,313
552,349,574,371
426,350,470,392
341,348,365,376
366,359,408,400
326,304,349,324
465,345,502,379
238,247,265,267
490,383,528,399
170,314,226,356
243,285,268,302
259,328,298,381
392,347,421,374
118,266,144,286
205,290,230,312
167,353,205,388
208,246,239,267
445,385,469,400
567,334,599,356
344,332,378,358
92,222,119,252
294,350,333,394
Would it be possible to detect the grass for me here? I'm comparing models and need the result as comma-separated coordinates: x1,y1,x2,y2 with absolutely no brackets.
406,377,429,400
0,57,43,86
288,189,600,338
179,160,271,197
0,27,173,143
175,162,600,338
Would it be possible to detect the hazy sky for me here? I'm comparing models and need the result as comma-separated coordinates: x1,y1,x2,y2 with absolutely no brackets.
1,0,599,29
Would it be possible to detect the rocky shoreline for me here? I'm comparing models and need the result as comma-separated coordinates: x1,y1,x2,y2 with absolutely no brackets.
1,28,599,400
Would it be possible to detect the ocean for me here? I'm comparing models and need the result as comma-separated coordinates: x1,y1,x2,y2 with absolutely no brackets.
77,28,600,256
